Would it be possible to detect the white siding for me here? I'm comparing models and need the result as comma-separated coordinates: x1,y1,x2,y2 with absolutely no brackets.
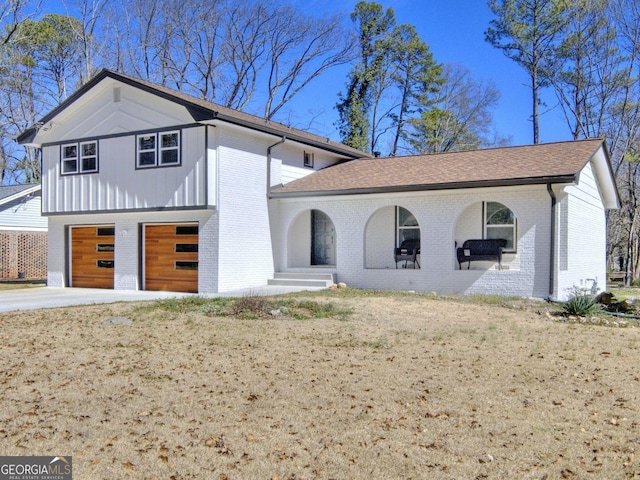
34,79,195,145
42,126,207,213
206,126,218,208
0,193,46,231
281,164,315,184
271,141,348,186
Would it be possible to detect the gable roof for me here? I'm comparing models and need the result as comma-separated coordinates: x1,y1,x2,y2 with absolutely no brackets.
18,69,368,159
271,138,620,208
0,184,41,206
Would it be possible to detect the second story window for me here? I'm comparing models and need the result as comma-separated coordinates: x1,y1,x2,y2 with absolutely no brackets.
61,140,98,175
80,141,98,172
137,130,181,168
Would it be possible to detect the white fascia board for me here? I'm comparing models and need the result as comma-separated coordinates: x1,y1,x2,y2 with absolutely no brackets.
0,185,41,207
589,146,621,209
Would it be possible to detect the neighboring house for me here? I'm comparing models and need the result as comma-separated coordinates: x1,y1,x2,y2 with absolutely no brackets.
0,184,47,280
18,69,620,300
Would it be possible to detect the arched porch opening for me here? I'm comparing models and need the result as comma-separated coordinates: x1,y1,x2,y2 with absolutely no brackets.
364,206,420,269
287,209,336,267
454,200,517,270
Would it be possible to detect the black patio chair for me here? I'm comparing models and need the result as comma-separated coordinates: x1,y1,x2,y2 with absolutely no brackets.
394,239,420,269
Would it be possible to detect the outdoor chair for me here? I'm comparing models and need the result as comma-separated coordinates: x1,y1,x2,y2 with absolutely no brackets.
394,239,420,269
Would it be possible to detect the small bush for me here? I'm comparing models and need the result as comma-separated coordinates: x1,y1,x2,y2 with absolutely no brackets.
562,289,603,317
232,295,270,319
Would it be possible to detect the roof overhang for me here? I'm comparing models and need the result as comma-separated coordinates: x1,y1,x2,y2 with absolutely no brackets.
0,184,41,206
16,127,38,146
17,70,215,147
587,144,621,209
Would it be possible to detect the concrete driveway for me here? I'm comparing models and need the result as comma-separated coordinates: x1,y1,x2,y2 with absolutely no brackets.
0,285,322,313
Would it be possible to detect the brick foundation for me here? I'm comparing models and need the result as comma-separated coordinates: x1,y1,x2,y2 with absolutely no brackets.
0,231,48,280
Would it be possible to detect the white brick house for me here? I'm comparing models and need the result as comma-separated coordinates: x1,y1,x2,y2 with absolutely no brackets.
19,70,619,300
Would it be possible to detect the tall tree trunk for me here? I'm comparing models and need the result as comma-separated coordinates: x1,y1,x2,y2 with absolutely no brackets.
532,69,539,144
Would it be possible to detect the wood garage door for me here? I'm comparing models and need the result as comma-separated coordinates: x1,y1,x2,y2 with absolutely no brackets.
71,226,115,289
145,224,198,293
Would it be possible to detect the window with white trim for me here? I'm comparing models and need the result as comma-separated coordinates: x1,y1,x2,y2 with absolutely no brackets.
484,202,516,252
61,140,98,175
136,130,181,168
396,206,420,245
137,134,156,167
80,141,98,172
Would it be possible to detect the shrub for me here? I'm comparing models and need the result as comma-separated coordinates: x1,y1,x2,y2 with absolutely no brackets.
231,294,269,319
562,289,603,317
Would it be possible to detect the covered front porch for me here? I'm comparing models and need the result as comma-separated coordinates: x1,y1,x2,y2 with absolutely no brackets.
271,186,550,299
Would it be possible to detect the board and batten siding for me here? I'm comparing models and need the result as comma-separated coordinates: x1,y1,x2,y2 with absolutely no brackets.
41,126,208,214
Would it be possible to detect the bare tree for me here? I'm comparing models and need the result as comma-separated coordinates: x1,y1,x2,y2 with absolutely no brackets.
406,63,505,153
263,8,355,120
62,0,108,84
220,0,273,111
172,0,224,101
0,0,41,184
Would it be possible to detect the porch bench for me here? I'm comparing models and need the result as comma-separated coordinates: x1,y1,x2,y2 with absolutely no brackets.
456,239,507,270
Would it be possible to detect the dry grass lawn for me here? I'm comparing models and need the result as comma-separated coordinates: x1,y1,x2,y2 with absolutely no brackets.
1,290,640,479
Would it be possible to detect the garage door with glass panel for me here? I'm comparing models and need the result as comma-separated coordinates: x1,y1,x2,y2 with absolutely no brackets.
70,225,115,289
144,224,198,293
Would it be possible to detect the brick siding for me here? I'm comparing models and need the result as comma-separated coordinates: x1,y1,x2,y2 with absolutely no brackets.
0,230,47,280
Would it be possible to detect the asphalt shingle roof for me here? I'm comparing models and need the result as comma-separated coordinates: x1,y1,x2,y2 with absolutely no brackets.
271,139,606,197
0,184,39,202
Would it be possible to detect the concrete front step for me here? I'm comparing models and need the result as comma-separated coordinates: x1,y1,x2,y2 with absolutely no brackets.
267,272,335,288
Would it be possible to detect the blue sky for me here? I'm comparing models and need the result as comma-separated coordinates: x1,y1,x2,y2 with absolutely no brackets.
289,0,571,147
39,0,570,147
